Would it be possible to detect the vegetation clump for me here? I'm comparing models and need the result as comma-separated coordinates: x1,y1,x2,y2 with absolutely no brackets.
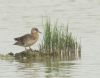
14,19,81,61
39,20,81,56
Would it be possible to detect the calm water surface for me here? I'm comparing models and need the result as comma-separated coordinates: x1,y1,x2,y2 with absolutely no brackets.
0,0,100,78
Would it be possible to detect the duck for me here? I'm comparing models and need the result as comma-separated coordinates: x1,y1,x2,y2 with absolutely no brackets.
14,28,41,52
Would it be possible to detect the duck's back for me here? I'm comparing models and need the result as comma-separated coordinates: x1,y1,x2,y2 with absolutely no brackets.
14,34,31,41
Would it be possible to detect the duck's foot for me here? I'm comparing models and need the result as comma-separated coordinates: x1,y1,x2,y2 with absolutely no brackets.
29,47,33,52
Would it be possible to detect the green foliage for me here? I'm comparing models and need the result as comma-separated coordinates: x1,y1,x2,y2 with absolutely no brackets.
40,20,81,55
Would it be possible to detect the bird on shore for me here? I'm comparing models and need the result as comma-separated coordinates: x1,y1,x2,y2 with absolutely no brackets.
14,28,41,52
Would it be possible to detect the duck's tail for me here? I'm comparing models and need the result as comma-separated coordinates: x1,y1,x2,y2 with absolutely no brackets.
13,42,18,45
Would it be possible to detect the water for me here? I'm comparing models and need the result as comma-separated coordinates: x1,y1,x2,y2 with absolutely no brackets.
0,0,100,78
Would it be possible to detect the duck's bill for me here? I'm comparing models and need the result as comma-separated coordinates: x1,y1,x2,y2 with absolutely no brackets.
39,31,42,33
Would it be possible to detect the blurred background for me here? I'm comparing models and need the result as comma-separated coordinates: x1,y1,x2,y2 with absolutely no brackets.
0,0,100,78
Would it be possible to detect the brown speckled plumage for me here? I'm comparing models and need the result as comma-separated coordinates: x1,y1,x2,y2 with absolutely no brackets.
14,28,41,51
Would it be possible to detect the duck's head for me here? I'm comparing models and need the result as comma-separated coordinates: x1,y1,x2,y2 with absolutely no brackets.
31,28,41,34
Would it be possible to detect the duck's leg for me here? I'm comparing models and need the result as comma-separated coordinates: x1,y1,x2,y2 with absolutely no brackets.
29,46,33,52
25,47,27,52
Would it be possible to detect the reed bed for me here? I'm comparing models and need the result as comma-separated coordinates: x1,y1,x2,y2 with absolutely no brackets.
39,20,81,56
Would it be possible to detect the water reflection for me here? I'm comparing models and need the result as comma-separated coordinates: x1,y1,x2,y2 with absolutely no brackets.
0,44,81,78
14,53,81,78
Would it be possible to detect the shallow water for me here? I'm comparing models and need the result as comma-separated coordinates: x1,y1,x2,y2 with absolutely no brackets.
0,0,100,78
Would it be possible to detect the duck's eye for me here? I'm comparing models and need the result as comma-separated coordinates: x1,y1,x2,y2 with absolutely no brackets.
35,28,38,31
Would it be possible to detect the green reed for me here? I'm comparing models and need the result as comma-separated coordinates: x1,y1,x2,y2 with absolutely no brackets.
39,20,81,55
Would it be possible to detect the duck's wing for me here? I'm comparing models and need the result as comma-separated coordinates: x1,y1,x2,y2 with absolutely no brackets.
14,41,24,46
14,34,31,42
